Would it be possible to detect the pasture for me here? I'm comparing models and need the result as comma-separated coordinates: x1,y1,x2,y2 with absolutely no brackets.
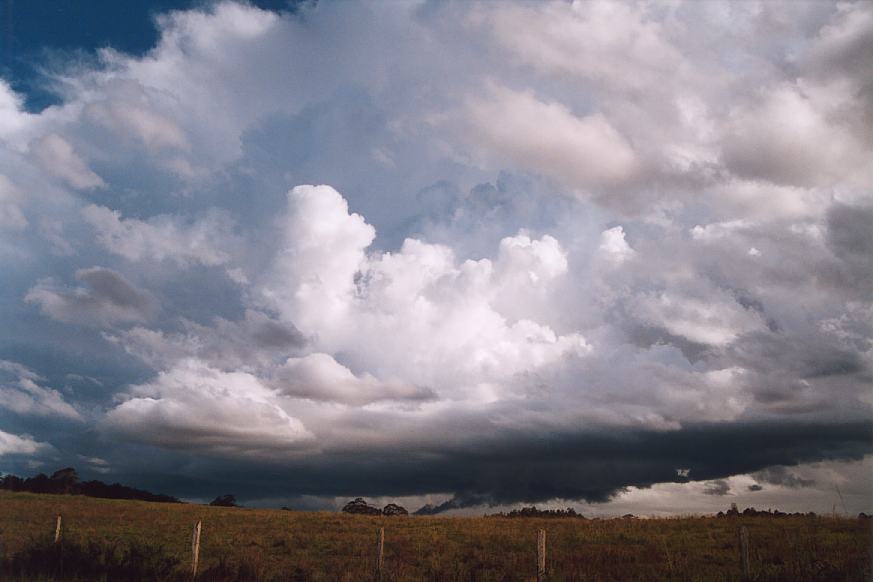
0,491,870,581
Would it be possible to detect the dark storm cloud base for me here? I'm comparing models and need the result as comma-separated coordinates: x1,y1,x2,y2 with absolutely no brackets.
122,420,872,511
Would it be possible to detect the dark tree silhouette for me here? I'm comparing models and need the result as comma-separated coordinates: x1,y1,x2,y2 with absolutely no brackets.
0,467,180,503
341,498,381,515
209,494,238,507
382,503,409,516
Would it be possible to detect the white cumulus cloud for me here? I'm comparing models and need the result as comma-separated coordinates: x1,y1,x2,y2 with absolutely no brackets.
0,360,82,420
0,429,53,456
32,134,105,190
103,359,314,457
82,204,238,267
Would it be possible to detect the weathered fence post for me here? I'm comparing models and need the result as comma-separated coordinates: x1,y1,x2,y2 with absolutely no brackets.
54,514,62,544
738,525,750,580
374,527,385,582
537,528,546,582
191,520,202,578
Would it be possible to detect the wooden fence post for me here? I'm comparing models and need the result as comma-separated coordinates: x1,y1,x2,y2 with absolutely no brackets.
738,525,750,580
374,527,385,582
54,515,62,544
537,528,546,582
191,520,202,579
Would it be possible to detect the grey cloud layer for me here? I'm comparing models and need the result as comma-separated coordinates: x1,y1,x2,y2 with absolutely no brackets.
25,267,156,326
0,1,870,512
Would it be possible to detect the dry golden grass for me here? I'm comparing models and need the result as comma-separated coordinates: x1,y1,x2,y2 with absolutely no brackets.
0,491,870,581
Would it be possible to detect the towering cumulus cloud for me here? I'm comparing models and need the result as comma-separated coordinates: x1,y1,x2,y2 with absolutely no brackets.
0,1,870,514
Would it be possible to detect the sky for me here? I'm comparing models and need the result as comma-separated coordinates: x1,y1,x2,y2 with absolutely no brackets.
0,0,871,516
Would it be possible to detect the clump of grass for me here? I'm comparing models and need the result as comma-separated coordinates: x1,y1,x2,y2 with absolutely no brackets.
1,535,179,581
1,538,308,581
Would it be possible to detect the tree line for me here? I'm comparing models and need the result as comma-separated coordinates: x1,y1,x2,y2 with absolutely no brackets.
0,467,181,503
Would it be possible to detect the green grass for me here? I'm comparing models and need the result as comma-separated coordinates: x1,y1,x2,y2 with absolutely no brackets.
0,491,870,581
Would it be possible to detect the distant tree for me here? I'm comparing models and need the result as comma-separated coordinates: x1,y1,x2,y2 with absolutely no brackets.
382,503,409,516
717,505,816,518
341,498,381,515
0,474,24,491
209,494,238,507
488,506,585,519
50,467,79,493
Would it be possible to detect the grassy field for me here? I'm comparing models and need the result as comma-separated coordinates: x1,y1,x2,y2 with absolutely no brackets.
0,491,870,581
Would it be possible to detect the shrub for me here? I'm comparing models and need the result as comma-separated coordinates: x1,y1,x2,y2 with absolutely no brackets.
209,494,239,507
